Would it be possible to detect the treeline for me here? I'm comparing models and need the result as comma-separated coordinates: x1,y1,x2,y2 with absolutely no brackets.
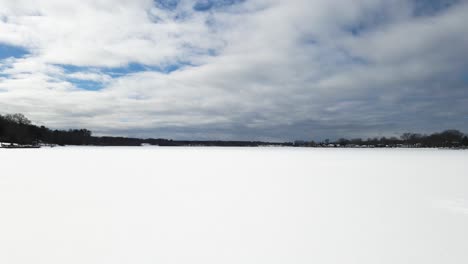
0,113,167,146
300,130,468,148
146,139,290,147
1,113,98,146
0,113,287,147
1,113,468,148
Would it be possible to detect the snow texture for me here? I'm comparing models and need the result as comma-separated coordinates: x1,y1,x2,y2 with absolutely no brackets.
0,147,467,264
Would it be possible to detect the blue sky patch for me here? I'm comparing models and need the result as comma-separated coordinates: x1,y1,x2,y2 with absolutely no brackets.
194,1,214,11
59,62,190,91
193,0,245,11
343,7,392,37
101,62,187,77
154,0,179,10
59,64,90,73
104,63,149,77
69,79,105,91
150,1,191,22
61,66,105,91
59,62,187,78
0,43,29,60
411,0,460,17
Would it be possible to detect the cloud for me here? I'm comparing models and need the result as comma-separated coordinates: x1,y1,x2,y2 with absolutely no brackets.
435,198,468,215
0,0,468,141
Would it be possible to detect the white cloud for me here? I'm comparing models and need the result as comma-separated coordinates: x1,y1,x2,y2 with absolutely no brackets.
435,198,468,215
0,0,468,140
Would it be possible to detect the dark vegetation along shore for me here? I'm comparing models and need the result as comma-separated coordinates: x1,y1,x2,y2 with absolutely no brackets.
0,113,287,148
1,113,468,148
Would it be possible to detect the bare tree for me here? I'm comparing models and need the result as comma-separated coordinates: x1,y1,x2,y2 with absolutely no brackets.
4,113,32,125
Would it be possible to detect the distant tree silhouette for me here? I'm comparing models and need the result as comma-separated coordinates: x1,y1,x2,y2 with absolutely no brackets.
1,113,467,148
337,138,350,146
462,136,468,146
0,113,291,147
4,113,31,125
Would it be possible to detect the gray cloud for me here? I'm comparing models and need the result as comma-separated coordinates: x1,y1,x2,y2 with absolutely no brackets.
0,0,467,141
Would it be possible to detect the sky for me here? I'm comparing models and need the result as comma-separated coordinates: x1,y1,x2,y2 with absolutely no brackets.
0,0,467,141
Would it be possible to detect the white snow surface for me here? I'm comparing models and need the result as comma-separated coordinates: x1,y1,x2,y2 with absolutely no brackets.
0,147,467,264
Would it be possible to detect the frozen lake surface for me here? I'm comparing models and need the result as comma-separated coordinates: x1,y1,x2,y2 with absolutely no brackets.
1,147,467,264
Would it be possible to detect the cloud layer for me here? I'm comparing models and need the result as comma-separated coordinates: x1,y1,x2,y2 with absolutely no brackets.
1,0,467,141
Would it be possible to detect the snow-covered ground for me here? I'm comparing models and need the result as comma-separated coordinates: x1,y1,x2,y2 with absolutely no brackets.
0,147,467,264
